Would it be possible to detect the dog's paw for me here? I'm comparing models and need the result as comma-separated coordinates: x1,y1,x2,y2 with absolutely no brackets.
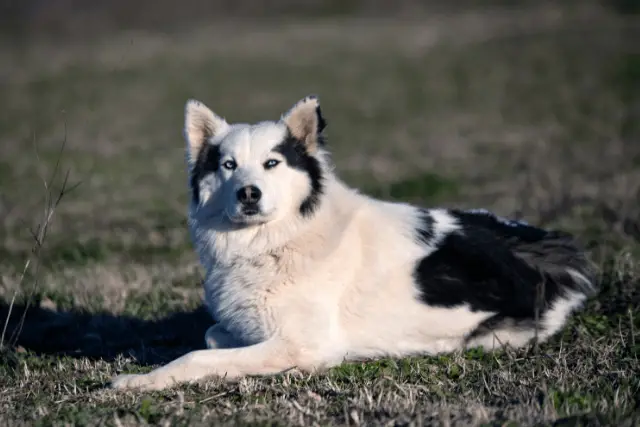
111,373,167,391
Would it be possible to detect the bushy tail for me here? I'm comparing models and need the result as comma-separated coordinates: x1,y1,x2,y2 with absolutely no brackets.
454,209,598,299
510,230,598,298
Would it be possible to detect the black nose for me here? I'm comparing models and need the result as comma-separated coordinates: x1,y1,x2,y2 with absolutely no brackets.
236,185,262,204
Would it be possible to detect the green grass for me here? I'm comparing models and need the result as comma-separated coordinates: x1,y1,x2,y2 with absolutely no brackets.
1,2,639,425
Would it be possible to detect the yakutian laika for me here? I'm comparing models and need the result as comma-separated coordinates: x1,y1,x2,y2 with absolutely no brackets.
111,95,597,391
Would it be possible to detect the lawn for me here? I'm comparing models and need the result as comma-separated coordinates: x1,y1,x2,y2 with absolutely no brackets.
0,2,639,425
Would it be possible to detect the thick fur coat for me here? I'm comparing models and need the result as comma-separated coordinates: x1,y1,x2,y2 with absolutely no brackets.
111,95,597,391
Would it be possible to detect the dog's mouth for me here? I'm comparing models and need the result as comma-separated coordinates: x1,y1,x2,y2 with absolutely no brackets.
226,204,272,226
241,204,260,216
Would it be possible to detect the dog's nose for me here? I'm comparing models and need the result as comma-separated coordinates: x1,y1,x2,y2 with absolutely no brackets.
236,185,262,204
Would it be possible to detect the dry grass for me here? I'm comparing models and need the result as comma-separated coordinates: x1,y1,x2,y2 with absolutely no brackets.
0,2,639,425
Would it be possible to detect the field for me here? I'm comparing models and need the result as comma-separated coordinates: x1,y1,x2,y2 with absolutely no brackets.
0,2,639,425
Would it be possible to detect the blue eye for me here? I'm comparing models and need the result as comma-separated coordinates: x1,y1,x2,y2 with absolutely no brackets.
264,159,280,169
222,160,237,170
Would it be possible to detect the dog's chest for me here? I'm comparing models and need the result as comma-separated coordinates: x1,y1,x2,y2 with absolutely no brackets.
202,255,288,344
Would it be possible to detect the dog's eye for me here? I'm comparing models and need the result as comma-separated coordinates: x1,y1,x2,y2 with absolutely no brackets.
222,160,237,170
264,159,280,170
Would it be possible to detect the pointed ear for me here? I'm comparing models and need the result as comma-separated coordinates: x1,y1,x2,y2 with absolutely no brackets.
281,95,327,153
184,99,229,166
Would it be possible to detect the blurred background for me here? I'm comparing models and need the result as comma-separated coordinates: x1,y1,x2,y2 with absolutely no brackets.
0,4,639,422
0,0,638,285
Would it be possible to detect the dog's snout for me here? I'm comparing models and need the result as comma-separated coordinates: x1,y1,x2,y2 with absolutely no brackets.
236,185,262,204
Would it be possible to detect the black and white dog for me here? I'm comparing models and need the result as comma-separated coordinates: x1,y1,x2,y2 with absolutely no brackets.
112,95,596,391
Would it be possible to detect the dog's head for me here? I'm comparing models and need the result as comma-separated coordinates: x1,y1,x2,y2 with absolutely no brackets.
184,96,327,229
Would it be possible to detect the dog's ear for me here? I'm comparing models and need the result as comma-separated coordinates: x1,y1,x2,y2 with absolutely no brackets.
184,99,229,167
281,95,327,153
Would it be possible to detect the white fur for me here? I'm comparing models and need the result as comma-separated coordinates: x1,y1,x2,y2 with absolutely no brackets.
111,96,591,391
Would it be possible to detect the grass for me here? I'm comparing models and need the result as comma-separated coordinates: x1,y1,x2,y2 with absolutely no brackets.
1,2,639,425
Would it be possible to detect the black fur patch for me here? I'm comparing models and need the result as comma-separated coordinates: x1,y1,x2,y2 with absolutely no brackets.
273,131,324,217
415,209,435,244
315,105,327,146
413,208,595,340
190,143,221,204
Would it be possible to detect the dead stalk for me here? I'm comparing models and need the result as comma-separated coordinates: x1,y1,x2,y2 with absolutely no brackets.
0,126,80,349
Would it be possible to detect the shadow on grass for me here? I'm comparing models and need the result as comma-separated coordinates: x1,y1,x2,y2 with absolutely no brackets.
0,300,212,366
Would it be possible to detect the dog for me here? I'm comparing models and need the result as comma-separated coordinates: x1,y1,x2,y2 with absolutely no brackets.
111,95,597,391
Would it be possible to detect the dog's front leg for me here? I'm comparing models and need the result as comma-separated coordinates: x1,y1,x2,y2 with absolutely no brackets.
205,324,244,349
111,338,296,391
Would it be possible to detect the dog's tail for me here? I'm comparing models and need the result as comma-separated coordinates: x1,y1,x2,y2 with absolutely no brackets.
509,230,598,299
455,209,598,299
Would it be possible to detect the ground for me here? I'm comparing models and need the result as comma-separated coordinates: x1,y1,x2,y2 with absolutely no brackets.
0,2,639,426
